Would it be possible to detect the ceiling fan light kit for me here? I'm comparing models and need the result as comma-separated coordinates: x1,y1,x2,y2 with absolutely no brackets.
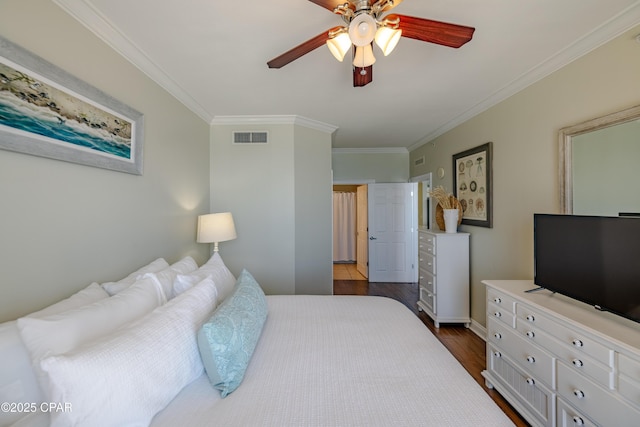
353,44,376,67
267,0,475,87
327,30,351,61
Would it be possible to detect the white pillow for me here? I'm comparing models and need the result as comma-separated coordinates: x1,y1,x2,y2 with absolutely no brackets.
16,275,166,397
174,253,236,302
26,282,108,319
144,256,198,300
101,257,169,296
41,277,218,427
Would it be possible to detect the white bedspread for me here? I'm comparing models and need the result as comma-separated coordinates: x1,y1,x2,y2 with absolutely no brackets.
152,295,514,426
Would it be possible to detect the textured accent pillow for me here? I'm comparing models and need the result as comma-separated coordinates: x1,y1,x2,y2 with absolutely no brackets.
197,269,268,397
144,256,198,300
101,257,169,296
41,277,218,427
174,252,236,302
17,275,166,397
26,282,108,319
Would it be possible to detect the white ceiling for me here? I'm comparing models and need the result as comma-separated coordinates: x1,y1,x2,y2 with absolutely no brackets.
53,0,640,150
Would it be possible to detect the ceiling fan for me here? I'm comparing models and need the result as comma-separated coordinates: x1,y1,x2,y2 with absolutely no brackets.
267,0,475,87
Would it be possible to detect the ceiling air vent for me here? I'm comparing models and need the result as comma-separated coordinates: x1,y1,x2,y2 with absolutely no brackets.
232,131,269,144
414,156,425,166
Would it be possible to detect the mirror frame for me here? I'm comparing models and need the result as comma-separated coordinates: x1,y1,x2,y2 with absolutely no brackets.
559,104,640,213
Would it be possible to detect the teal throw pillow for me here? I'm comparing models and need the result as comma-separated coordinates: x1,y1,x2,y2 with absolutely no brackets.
197,269,268,397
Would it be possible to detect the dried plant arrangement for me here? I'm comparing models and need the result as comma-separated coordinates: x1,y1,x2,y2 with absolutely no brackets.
429,186,458,209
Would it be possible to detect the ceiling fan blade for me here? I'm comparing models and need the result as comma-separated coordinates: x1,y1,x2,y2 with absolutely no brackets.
353,65,373,87
307,0,353,12
387,14,475,48
267,26,342,69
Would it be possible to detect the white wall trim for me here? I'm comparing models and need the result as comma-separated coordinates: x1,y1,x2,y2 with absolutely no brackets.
408,2,640,152
52,0,212,123
333,179,376,185
469,319,487,341
332,147,408,154
212,115,338,134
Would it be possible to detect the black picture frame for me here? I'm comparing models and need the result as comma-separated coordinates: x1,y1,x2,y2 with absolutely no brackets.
452,142,493,228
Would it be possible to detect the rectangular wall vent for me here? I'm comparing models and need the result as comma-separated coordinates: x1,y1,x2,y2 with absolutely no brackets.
414,156,425,166
232,131,269,144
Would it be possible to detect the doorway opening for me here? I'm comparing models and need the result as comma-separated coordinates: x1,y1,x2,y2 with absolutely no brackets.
333,183,369,281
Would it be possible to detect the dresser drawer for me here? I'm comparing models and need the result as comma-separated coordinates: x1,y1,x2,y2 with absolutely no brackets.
517,305,612,367
487,288,517,314
418,270,435,294
419,231,436,248
556,398,597,427
418,287,435,314
488,301,516,328
515,321,612,389
618,374,640,409
557,362,640,426
488,318,554,387
619,353,640,379
420,253,436,276
487,344,554,426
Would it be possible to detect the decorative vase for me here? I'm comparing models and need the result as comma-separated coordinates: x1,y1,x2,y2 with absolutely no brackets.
443,209,459,233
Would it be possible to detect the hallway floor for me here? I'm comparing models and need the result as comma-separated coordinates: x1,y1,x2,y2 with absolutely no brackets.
332,262,367,281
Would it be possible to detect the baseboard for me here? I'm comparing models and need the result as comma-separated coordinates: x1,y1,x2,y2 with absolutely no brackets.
469,319,486,341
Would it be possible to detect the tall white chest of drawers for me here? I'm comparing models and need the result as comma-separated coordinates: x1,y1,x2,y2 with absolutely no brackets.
482,280,640,427
417,228,470,328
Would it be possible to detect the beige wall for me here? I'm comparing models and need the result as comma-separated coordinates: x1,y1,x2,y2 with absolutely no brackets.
410,25,640,328
210,118,333,295
0,0,211,322
333,150,409,183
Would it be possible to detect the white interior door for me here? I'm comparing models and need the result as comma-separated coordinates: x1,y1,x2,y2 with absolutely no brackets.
356,185,368,278
368,183,418,283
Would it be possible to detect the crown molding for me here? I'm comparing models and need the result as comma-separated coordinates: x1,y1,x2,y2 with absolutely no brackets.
332,147,408,154
409,2,640,152
53,0,212,123
211,115,338,134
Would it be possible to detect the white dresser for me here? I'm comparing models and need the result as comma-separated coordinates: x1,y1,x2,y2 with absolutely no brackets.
482,280,640,427
417,228,470,328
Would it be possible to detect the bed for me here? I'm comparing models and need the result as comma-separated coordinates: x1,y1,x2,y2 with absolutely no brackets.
0,254,514,426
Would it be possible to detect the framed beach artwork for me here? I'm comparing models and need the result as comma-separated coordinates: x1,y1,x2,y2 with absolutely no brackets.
452,142,493,228
0,36,143,175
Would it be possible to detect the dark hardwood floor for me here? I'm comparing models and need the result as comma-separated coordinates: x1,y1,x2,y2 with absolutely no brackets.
334,278,530,427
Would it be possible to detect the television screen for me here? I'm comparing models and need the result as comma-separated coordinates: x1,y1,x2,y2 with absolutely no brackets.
534,214,640,323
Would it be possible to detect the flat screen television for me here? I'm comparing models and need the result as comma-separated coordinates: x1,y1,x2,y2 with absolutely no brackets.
534,213,640,324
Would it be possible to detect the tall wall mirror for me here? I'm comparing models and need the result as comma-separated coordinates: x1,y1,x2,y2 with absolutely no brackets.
559,104,640,216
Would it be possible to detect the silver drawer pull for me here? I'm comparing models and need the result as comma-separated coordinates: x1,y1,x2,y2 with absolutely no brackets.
526,356,536,364
526,331,535,338
572,339,584,348
573,389,585,399
572,416,584,426
572,359,584,368
494,297,502,304
494,333,502,340
493,351,502,358
526,314,535,322
494,311,502,318
526,377,535,386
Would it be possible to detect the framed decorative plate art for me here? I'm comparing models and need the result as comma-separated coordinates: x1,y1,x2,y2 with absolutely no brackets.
0,36,144,175
452,142,492,228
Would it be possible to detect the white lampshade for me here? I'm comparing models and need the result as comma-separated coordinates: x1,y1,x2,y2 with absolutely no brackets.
349,13,377,46
197,212,237,252
375,27,402,56
326,31,352,62
352,44,376,67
